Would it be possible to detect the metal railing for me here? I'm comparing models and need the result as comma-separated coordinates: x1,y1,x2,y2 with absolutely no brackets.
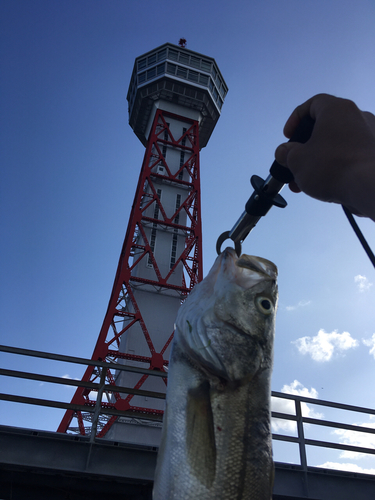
1,343,375,472
271,391,375,471
0,344,168,441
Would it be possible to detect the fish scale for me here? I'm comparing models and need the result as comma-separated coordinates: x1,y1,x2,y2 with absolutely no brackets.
153,248,278,499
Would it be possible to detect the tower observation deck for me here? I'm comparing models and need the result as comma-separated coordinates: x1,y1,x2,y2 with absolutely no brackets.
127,42,227,147
58,43,227,445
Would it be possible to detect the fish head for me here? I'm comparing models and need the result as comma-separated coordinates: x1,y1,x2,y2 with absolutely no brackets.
175,247,278,382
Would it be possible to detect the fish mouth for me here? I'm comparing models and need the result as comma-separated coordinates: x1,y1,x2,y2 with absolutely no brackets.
219,248,277,290
236,254,277,280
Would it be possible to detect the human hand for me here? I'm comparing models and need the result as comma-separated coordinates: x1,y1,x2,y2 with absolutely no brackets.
275,94,375,220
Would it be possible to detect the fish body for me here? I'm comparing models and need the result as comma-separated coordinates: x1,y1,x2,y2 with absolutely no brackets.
153,248,278,500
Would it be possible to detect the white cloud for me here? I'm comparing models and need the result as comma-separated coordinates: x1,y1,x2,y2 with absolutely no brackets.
363,334,375,359
281,380,319,400
292,329,358,362
285,300,311,311
317,462,375,474
271,380,323,433
354,274,373,293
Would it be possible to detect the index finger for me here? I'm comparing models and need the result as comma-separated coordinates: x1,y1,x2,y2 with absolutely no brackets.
283,94,331,138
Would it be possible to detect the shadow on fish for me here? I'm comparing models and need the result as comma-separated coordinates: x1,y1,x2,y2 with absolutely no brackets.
153,248,278,500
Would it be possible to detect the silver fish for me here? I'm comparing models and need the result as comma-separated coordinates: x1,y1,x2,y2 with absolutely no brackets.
153,248,278,500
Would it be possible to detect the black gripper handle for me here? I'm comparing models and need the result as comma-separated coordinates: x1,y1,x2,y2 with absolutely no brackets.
270,115,315,183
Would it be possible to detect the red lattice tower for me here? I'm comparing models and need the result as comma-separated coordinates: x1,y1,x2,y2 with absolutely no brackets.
58,43,227,443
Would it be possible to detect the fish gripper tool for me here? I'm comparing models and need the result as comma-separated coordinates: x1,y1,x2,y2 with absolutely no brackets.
216,115,315,257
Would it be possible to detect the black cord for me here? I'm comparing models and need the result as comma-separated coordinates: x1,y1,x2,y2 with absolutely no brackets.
342,205,375,268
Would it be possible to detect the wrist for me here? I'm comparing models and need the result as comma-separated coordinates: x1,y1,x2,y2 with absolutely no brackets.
339,157,375,221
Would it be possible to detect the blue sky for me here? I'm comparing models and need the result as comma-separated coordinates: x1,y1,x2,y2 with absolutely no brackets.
2,0,375,472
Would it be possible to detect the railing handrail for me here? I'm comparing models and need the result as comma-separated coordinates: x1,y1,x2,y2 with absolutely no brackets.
0,344,167,377
272,389,375,416
1,343,375,471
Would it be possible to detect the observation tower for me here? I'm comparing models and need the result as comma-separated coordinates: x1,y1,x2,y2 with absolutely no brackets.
58,42,227,445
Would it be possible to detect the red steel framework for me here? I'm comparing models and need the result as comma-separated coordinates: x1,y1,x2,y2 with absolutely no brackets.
58,109,203,436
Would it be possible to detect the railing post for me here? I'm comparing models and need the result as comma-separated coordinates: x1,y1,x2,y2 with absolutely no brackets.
85,366,108,470
89,366,107,443
295,398,309,497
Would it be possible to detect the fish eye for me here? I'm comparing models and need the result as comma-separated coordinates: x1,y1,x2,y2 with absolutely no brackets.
256,296,273,315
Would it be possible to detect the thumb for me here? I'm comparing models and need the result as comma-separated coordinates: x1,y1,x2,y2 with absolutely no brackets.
275,142,304,193
275,142,298,167
275,141,306,172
